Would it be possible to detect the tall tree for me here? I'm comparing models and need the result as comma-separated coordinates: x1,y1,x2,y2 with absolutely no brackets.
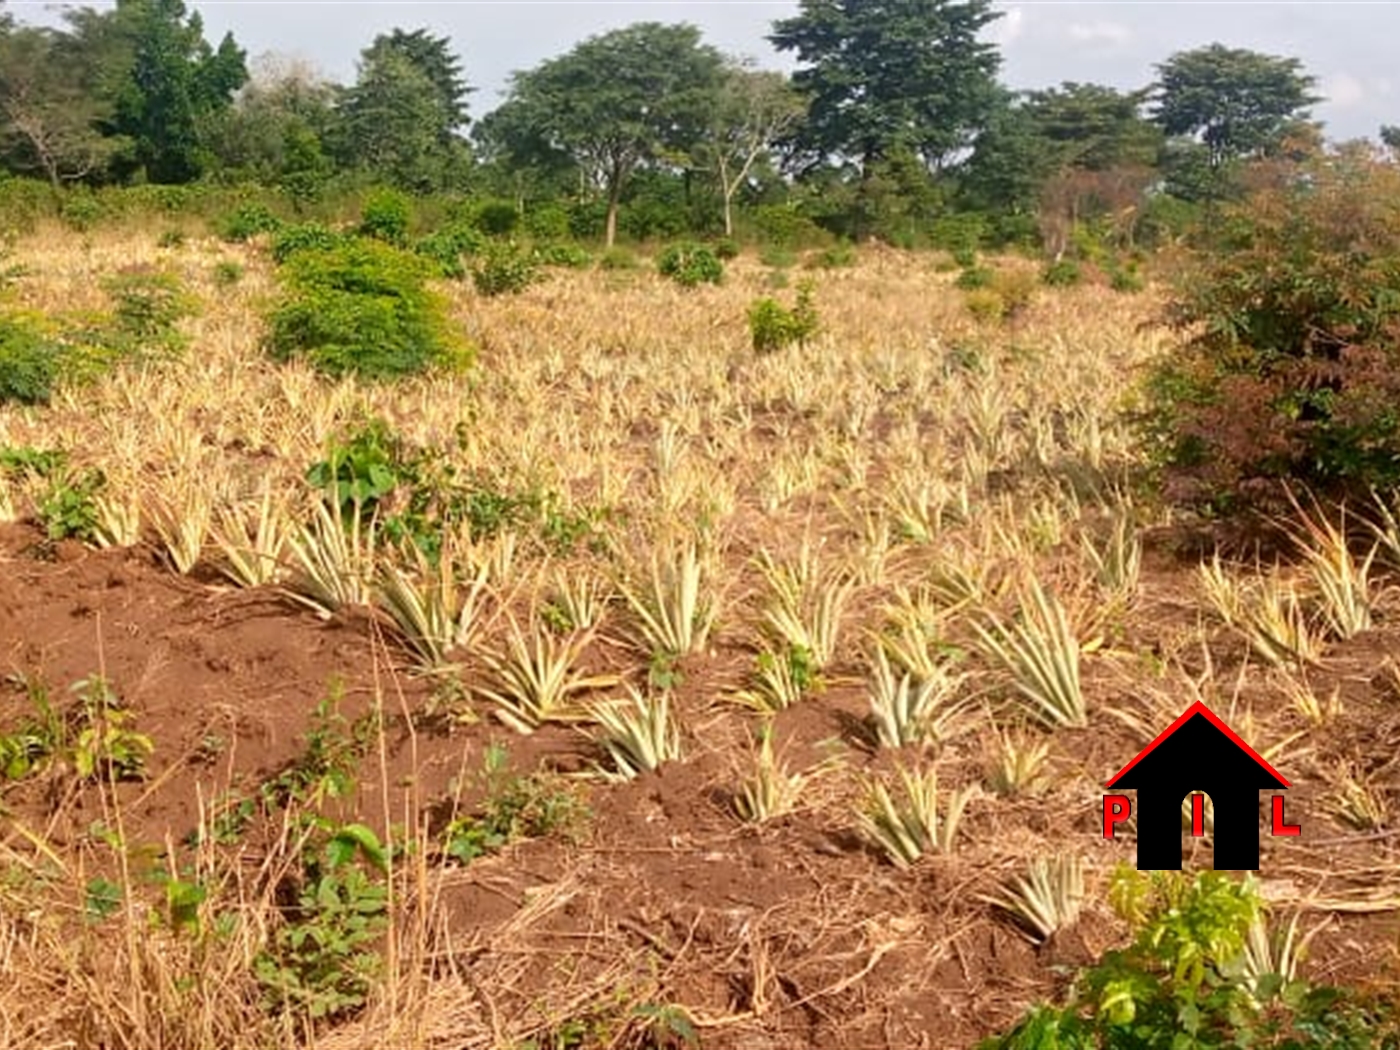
1153,44,1318,170
1023,83,1162,171
768,0,1003,174
694,62,805,236
0,25,119,187
102,0,248,183
337,28,471,192
486,22,724,246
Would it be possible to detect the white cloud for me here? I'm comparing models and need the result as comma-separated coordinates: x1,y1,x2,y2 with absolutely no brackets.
1324,72,1367,108
1066,21,1133,47
987,7,1026,47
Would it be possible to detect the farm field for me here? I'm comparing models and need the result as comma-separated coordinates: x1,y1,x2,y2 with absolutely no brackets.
3,228,1400,1050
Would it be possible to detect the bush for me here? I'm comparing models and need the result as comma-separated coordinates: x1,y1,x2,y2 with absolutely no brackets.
753,204,828,249
658,244,724,288
0,312,64,405
472,242,540,297
1041,258,1083,287
473,200,520,238
531,242,592,270
413,224,486,279
955,265,995,290
598,246,639,271
759,245,797,270
213,260,244,288
712,237,741,261
267,240,472,380
1146,151,1400,511
219,202,283,243
358,188,413,246
59,192,105,232
523,203,571,242
99,268,194,359
980,867,1399,1049
1109,260,1146,294
749,281,818,354
963,270,1036,324
271,223,347,264
808,242,857,269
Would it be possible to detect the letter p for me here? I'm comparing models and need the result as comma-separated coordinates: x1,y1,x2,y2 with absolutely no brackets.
1103,794,1131,839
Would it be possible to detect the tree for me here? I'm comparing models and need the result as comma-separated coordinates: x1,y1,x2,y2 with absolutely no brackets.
768,0,1003,175
1152,44,1318,170
0,25,118,187
87,0,248,183
694,62,804,236
1023,82,1162,172
337,29,472,192
1381,125,1400,158
487,23,724,246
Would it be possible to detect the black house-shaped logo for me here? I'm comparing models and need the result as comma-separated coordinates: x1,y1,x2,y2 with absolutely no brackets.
1105,700,1291,870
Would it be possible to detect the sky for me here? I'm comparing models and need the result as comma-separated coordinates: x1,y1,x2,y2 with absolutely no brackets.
8,1,1398,141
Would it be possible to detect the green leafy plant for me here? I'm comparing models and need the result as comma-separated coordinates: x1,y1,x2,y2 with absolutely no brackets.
357,187,413,245
442,744,590,864
212,260,245,287
68,673,153,782
748,280,819,354
254,822,389,1021
37,467,105,542
270,222,347,264
0,310,65,405
472,241,540,296
413,223,486,279
1041,258,1084,287
268,239,473,380
657,243,723,288
218,202,283,243
98,267,194,359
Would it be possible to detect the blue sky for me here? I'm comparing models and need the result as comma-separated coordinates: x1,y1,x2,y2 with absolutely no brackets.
10,1,1397,140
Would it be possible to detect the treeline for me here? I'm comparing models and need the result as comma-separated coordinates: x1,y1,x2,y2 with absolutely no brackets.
0,0,1371,253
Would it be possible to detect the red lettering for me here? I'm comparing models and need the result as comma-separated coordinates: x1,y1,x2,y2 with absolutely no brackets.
1272,795,1301,836
1103,794,1131,838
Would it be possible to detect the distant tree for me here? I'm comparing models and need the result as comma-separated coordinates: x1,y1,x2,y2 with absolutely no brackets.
1152,44,1318,170
487,22,724,246
337,28,472,192
104,0,249,183
769,0,1003,175
1023,82,1162,171
0,25,119,187
1381,124,1400,157
694,62,805,236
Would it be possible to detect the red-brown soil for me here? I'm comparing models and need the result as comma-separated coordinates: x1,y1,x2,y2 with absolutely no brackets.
4,522,1400,1049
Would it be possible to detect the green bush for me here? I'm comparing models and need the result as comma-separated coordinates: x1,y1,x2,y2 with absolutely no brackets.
219,202,283,243
268,240,472,380
1041,258,1083,287
749,281,819,354
0,312,65,405
59,192,106,233
473,200,520,238
1109,261,1146,294
658,243,724,288
759,245,797,270
271,223,347,265
531,242,592,270
472,242,540,297
753,204,828,248
980,867,1399,1049
712,237,741,261
955,265,995,290
358,188,413,246
1146,151,1400,511
808,242,857,269
523,203,571,242
413,224,486,279
598,246,639,271
213,260,244,288
99,268,194,359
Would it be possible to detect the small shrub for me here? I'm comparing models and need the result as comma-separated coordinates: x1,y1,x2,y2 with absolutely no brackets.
473,199,520,237
955,265,994,290
749,281,819,354
658,243,724,288
523,203,570,241
270,223,346,265
712,237,741,261
808,242,857,269
268,240,473,380
1109,262,1146,293
38,467,105,542
531,242,592,270
1041,258,1083,287
219,202,282,243
0,312,64,405
472,242,540,296
951,246,979,269
598,246,639,271
100,268,194,358
358,188,413,246
157,228,185,249
413,224,486,279
759,245,797,269
212,260,244,288
59,193,105,232
964,288,1007,324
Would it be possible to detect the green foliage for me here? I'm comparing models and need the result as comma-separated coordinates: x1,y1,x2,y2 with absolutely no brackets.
1146,151,1400,510
253,822,389,1022
657,243,724,288
472,199,520,237
212,260,244,287
68,673,153,781
598,246,640,271
0,311,64,405
472,241,540,296
37,466,104,542
963,269,1036,324
267,238,472,380
261,686,374,809
99,267,194,358
531,242,592,270
357,188,413,245
59,192,106,232
809,242,857,269
412,223,486,279
443,744,590,865
754,204,828,249
956,265,995,290
1041,259,1083,287
712,237,741,260
980,868,1398,1049
748,280,819,354
1109,260,1146,294
270,222,347,264
0,673,64,780
523,203,571,241
219,202,283,242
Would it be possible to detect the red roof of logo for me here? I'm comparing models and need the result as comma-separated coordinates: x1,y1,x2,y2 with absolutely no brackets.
1105,699,1290,789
